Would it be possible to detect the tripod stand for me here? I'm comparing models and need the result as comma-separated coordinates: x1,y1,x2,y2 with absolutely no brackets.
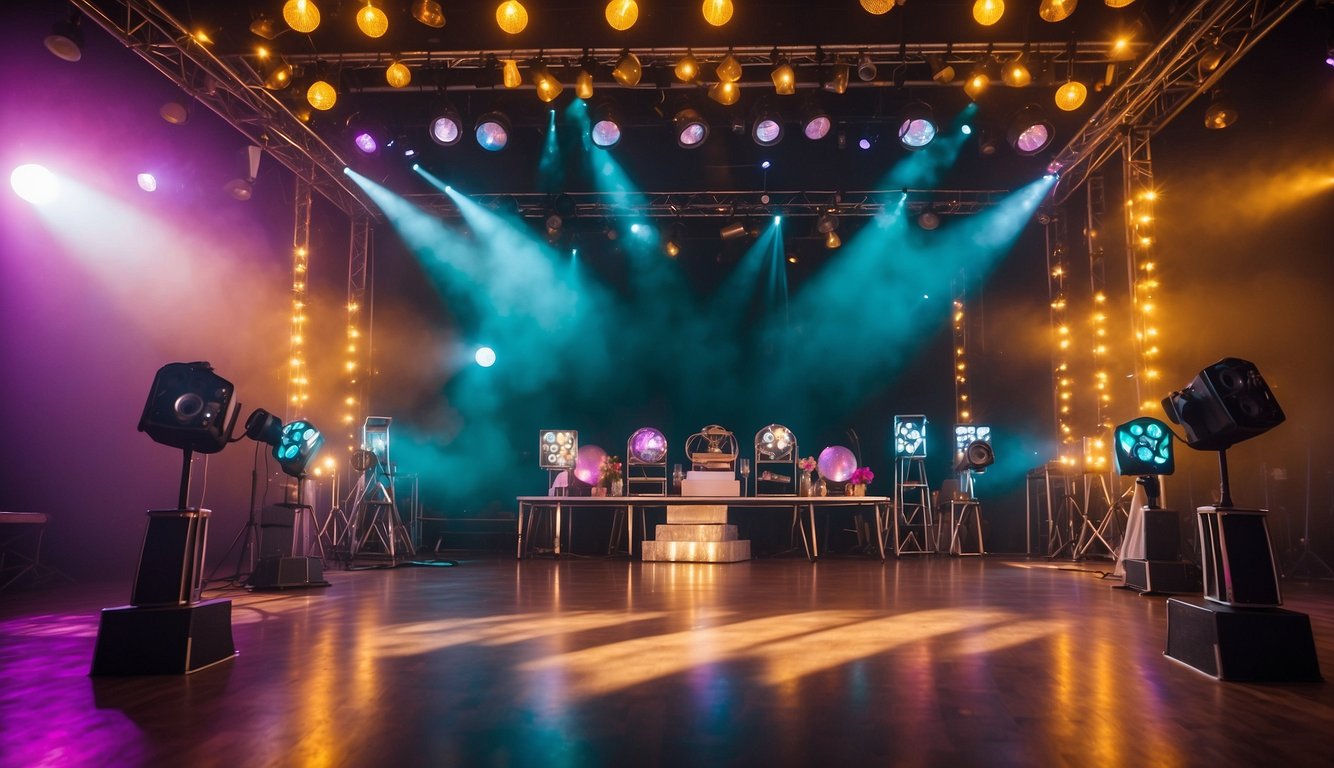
347,454,415,564
1285,437,1333,579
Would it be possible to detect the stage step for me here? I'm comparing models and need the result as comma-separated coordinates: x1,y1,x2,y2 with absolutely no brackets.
641,539,751,563
653,524,738,542
666,505,728,524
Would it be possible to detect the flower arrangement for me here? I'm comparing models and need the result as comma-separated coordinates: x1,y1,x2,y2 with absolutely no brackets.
599,455,623,487
798,456,817,473
849,467,875,486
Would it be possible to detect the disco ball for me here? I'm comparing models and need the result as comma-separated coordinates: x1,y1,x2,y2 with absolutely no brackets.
573,444,607,485
629,427,667,463
817,445,857,482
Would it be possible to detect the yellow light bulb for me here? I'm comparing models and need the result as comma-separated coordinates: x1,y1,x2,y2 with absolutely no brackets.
964,73,989,100
496,0,528,34
771,59,795,95
715,52,743,83
576,69,594,99
1038,0,1076,23
708,81,740,106
307,80,336,110
860,0,894,14
1055,80,1087,111
605,0,638,31
702,0,733,27
283,0,320,33
386,60,411,88
502,59,522,89
973,0,1004,26
675,51,700,83
357,2,388,38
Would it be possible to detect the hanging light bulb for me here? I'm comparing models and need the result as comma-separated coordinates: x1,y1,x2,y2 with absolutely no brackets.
502,58,522,89
859,0,894,14
1039,0,1077,22
715,50,742,83
412,0,446,28
702,0,734,27
770,54,795,95
1105,0,1136,7
708,80,740,106
496,1,528,34
531,63,563,103
307,79,337,110
964,69,989,100
576,67,595,99
1055,79,1087,110
282,0,320,33
356,2,388,38
612,50,642,86
973,0,1004,26
675,51,700,83
605,0,638,31
1003,52,1031,87
386,60,412,88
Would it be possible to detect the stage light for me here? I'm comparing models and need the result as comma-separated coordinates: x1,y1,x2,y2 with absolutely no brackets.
720,220,747,240
475,112,511,151
612,50,642,86
857,52,877,82
161,99,189,124
356,2,388,38
953,424,992,458
1114,417,1175,476
12,164,58,205
386,60,412,88
1204,90,1237,129
954,426,995,473
964,70,989,100
973,0,1004,26
307,79,337,111
1038,0,1076,22
283,0,320,33
676,51,700,82
926,54,955,84
798,101,832,140
531,63,563,103
592,103,623,147
674,107,710,148
702,0,734,27
860,0,894,14
664,222,686,256
816,211,838,235
347,116,383,156
475,346,497,367
961,124,973,135
897,101,937,149
1162,358,1285,452
137,173,158,192
138,362,241,455
44,14,83,62
894,416,928,458
250,14,279,39
412,0,445,28
1002,53,1032,87
576,65,595,99
1198,40,1227,75
858,137,872,150
1055,79,1087,111
606,0,638,30
752,106,784,146
1007,105,1054,155
708,81,740,106
273,420,325,478
716,51,743,83
262,58,293,90
429,103,463,146
502,58,522,88
1105,0,1135,6
771,54,796,95
824,59,850,94
918,210,941,230
824,231,841,249
496,0,528,34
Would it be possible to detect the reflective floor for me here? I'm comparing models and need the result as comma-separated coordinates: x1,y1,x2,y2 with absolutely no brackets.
2,556,1332,767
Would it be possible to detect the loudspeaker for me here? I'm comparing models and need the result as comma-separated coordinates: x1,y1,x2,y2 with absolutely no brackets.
250,556,329,589
1162,357,1284,451
1142,508,1181,561
91,599,236,675
259,504,297,559
1198,507,1281,607
1123,559,1199,594
131,509,209,607
1165,598,1321,682
137,362,240,454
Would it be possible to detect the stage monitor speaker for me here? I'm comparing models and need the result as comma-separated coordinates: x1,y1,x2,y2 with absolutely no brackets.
1123,559,1199,595
131,509,209,607
91,599,236,675
1165,598,1321,682
259,504,296,559
1142,508,1181,561
1198,507,1281,607
250,555,329,590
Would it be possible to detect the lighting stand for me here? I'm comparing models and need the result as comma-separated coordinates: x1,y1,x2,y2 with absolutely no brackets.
316,469,353,567
1074,473,1127,559
1047,482,1085,560
92,447,236,675
1164,448,1321,681
1119,476,1198,595
348,459,415,564
207,459,263,586
1284,439,1333,579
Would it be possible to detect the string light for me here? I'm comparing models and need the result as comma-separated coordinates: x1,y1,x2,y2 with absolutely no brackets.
952,289,972,425
1047,225,1076,448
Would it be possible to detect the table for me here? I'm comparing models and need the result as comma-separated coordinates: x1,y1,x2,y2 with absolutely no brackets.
515,495,894,562
1,511,50,592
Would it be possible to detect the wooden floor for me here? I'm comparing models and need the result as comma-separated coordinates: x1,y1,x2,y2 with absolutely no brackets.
2,555,1333,767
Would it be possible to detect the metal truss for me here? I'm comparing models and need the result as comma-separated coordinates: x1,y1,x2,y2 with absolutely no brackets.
1049,0,1304,204
70,0,375,218
400,188,1006,221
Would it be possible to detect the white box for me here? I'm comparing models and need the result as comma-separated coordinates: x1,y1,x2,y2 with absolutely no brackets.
682,471,739,497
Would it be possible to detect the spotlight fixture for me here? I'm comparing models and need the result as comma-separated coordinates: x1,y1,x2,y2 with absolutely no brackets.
771,53,796,95
926,54,955,84
605,0,638,31
249,14,280,39
894,415,928,458
751,105,785,147
496,0,528,34
274,420,326,478
355,1,388,38
663,222,686,257
137,173,158,193
502,58,522,89
1055,79,1088,111
531,62,563,103
429,102,463,146
1162,358,1284,452
475,111,512,151
824,59,850,94
347,115,384,156
612,50,642,86
918,210,941,230
1002,51,1032,87
385,60,412,88
283,0,321,34
44,14,83,62
800,101,832,140
816,211,839,235
1104,0,1135,7
702,0,734,27
261,57,293,90
576,62,595,99
674,107,710,148
720,220,747,240
973,0,1004,26
953,425,995,472
1198,39,1227,75
1007,104,1054,155
857,52,877,82
716,50,743,83
897,101,937,150
675,50,700,82
708,81,740,106
160,102,189,124
1114,417,1175,477
824,231,842,249
1204,90,1237,129
412,0,446,28
964,66,990,100
1038,0,1076,23
591,102,623,148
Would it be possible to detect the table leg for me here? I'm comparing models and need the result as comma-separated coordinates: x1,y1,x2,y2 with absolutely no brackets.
516,502,526,560
809,503,819,561
554,502,562,557
875,502,886,561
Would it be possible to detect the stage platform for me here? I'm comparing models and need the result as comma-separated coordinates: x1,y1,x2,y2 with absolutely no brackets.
2,555,1331,766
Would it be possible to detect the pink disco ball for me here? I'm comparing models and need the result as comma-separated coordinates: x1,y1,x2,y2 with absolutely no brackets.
817,445,857,482
629,427,667,463
573,444,607,485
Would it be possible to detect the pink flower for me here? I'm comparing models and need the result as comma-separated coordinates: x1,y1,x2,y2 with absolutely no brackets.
799,456,817,472
849,467,875,485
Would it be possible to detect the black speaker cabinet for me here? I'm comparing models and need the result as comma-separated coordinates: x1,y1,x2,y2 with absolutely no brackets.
1165,598,1321,682
1197,507,1281,607
131,509,210,607
250,556,329,590
1142,508,1181,561
1123,559,1199,595
91,599,236,675
259,504,297,559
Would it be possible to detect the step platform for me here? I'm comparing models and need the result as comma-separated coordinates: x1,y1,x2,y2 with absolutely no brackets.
1164,597,1321,682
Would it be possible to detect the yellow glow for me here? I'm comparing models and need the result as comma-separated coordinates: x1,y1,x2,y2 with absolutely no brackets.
356,2,388,38
708,80,740,106
612,50,642,86
973,0,1004,26
1039,0,1076,22
386,60,412,88
771,59,795,95
964,73,989,100
283,0,320,33
575,68,594,99
1003,59,1031,88
605,0,638,30
715,51,742,83
502,58,521,88
1111,37,1132,59
702,0,734,27
860,0,894,14
496,0,528,33
192,30,213,45
532,65,563,103
307,80,336,110
1055,80,1087,111
1105,0,1136,6
675,52,700,82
